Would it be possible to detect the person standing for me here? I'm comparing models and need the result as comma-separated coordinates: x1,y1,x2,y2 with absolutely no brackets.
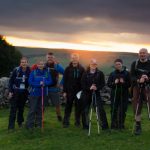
26,60,52,129
130,48,150,135
45,52,64,122
81,59,109,130
8,57,31,130
63,53,85,128
107,59,131,129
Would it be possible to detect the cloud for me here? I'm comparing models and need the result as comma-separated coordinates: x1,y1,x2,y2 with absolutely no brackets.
0,0,150,41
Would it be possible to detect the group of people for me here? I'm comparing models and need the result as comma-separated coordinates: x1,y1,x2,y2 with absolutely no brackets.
8,48,150,135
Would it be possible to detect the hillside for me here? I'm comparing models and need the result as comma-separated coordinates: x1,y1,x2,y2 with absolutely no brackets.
16,47,138,74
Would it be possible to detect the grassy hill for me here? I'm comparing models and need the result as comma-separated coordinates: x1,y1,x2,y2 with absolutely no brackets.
16,47,137,74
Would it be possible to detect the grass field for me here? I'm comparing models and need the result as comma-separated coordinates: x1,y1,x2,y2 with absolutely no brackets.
0,105,150,150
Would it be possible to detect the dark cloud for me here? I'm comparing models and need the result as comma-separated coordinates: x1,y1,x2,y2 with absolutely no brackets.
0,0,150,35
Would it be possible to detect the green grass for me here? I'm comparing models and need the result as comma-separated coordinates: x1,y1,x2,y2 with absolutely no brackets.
0,105,150,150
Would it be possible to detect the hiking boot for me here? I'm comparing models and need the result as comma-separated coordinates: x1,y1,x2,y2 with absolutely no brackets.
134,123,142,135
18,123,23,128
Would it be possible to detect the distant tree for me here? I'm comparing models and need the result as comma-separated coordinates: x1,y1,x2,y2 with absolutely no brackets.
0,35,22,77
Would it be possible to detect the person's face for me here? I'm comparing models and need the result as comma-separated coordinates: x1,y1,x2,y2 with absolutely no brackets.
20,59,28,68
46,54,54,63
71,55,79,65
114,62,122,71
37,61,45,70
90,63,97,70
139,49,148,61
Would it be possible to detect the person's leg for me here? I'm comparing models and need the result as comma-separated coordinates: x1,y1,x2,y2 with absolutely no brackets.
17,92,27,127
8,93,18,130
81,93,91,129
63,93,74,127
118,93,128,129
36,96,42,128
111,93,119,129
74,95,81,126
49,92,62,121
132,86,143,135
96,95,109,130
26,96,38,129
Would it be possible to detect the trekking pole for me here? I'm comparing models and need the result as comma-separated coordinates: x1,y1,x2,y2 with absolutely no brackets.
93,91,100,135
111,84,118,129
88,92,94,136
41,83,44,132
132,86,142,134
145,85,150,120
120,84,123,130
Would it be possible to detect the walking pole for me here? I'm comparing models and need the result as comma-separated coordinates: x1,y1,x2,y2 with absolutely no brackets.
88,92,94,136
111,84,118,129
132,86,142,134
145,85,150,120
41,83,44,132
120,84,123,129
93,91,100,135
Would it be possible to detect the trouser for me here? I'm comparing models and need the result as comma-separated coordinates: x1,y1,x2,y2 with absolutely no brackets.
132,86,150,121
111,90,128,129
26,96,44,128
63,92,81,125
81,92,109,129
8,92,27,129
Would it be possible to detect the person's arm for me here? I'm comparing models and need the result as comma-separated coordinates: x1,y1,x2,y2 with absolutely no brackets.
130,61,138,84
55,64,64,85
9,68,16,93
81,72,90,91
97,71,105,91
63,67,69,93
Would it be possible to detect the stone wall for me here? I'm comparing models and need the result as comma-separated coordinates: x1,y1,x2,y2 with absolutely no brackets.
0,77,9,107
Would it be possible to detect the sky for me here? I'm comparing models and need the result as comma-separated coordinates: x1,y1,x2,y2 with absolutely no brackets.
1,0,150,53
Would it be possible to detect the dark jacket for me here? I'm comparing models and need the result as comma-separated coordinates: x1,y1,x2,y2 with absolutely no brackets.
81,68,105,94
9,66,31,93
107,68,131,89
130,59,150,86
63,63,85,93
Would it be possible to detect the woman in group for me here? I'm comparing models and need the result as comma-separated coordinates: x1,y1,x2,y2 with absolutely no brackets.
81,58,109,130
107,59,131,129
26,60,52,129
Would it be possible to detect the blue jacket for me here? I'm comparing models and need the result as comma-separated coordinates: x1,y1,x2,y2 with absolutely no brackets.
45,63,64,92
28,68,52,96
9,66,31,93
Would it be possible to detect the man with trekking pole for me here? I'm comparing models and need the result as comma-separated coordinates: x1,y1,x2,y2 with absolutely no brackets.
130,48,150,135
107,59,131,130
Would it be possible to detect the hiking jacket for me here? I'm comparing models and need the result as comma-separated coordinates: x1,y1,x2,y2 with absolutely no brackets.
28,68,52,96
63,63,85,93
81,68,105,94
9,66,31,93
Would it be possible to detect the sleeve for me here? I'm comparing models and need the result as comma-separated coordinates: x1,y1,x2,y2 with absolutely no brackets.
107,73,115,88
130,61,138,84
63,67,69,92
123,71,131,88
55,64,64,85
9,68,16,93
81,72,90,91
97,71,105,90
